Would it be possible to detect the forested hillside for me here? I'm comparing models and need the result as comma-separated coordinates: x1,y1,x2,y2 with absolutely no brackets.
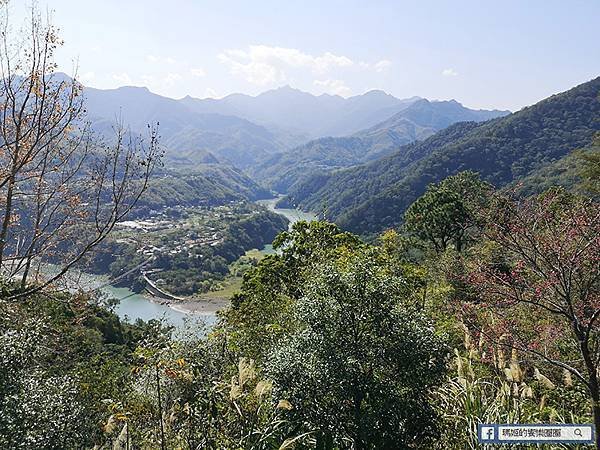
251,99,508,192
133,165,271,216
510,134,600,197
285,76,600,235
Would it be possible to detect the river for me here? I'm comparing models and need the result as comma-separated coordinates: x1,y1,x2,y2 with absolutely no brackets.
255,197,317,253
45,267,202,328
110,197,316,326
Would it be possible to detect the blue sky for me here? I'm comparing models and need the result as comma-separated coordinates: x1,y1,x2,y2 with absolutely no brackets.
13,0,600,110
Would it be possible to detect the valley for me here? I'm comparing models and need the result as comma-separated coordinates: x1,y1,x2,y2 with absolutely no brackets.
1,3,599,446
83,76,599,324
87,198,317,325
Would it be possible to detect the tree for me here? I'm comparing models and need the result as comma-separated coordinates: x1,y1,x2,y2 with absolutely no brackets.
576,132,600,195
0,317,89,449
272,220,363,275
404,171,491,254
0,3,161,298
222,220,363,362
266,249,447,449
460,190,600,447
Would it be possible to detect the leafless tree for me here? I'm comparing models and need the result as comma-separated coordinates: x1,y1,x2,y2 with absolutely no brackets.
0,2,161,299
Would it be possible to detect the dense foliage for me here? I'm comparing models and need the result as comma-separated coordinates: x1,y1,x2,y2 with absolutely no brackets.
251,99,507,193
265,250,447,449
0,290,147,449
132,165,271,217
403,171,491,253
285,76,600,235
2,170,599,448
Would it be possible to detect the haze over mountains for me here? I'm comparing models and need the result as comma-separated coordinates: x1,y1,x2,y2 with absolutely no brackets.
83,84,302,168
47,67,600,258
74,73,600,238
283,76,600,235
180,86,423,137
250,97,510,192
77,75,508,173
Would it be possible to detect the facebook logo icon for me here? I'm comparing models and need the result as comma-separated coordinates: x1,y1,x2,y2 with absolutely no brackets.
479,425,497,442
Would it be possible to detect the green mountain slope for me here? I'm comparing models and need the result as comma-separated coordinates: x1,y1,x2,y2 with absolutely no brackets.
511,135,600,197
133,165,271,216
252,99,508,192
284,76,600,235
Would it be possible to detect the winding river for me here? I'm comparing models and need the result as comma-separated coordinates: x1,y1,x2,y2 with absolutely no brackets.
111,198,316,326
255,197,317,253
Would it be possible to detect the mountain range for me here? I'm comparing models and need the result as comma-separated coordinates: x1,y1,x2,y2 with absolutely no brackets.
74,74,600,239
78,76,508,174
250,98,509,192
282,76,600,235
83,85,302,169
180,86,422,138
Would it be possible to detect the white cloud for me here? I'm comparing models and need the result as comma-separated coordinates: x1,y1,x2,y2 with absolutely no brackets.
79,71,95,85
313,79,352,97
165,57,176,65
218,52,282,85
442,68,459,77
359,59,391,72
218,45,354,85
373,59,392,72
204,87,219,98
146,55,159,63
112,73,133,85
219,45,393,87
190,67,206,77
164,72,182,86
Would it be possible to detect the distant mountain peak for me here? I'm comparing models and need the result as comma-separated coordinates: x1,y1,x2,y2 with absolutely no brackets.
116,85,150,92
361,89,393,98
276,84,297,91
260,84,312,97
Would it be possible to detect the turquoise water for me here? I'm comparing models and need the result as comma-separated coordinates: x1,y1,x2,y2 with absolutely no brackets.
47,267,214,328
96,199,314,326
255,197,317,229
105,284,215,328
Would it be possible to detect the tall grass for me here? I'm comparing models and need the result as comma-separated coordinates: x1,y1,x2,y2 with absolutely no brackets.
434,327,591,449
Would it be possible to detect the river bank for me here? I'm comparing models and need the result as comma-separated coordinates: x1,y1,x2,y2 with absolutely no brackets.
255,197,317,229
159,296,228,315
111,197,317,325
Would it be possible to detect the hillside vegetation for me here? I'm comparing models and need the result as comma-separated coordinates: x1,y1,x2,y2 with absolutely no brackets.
252,99,508,192
284,76,600,235
5,180,598,448
133,165,272,216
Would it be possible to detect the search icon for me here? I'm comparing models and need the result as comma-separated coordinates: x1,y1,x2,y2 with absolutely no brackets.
480,424,594,443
